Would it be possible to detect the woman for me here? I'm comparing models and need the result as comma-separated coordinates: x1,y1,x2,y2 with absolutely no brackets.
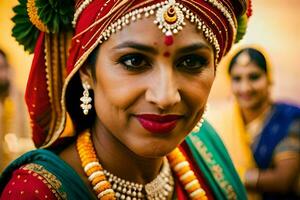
0,0,251,199
212,46,300,199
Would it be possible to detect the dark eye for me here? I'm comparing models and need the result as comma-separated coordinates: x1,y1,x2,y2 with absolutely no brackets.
118,54,150,71
249,73,261,81
176,55,209,72
232,75,241,82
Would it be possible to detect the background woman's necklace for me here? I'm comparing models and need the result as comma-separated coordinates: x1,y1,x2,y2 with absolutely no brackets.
77,131,208,200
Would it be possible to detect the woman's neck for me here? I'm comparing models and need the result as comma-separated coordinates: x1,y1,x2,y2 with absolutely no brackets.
92,121,164,185
240,99,272,125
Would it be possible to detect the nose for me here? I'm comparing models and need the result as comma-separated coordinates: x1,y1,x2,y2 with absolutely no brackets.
145,67,181,110
239,79,252,93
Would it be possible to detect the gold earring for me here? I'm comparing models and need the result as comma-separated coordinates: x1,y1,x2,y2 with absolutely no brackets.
80,81,92,115
192,105,208,133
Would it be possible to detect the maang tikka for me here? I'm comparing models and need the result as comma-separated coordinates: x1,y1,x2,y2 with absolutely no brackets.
80,81,92,115
154,0,185,46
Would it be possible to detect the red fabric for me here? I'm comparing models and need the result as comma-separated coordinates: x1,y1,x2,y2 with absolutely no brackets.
0,167,57,200
246,0,253,17
178,142,215,200
25,32,51,147
174,176,189,200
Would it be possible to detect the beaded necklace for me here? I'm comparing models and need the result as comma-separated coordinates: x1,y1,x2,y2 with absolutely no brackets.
76,131,208,200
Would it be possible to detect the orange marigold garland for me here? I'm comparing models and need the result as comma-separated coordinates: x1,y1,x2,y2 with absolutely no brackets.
77,132,116,200
167,148,208,200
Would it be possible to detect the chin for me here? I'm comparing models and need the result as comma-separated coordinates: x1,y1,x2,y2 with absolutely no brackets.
239,99,261,110
134,142,178,159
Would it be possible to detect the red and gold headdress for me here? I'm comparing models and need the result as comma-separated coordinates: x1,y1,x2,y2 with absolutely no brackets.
12,0,252,148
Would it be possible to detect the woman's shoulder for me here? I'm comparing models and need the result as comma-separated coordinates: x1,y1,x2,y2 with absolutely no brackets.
0,163,64,200
0,149,69,199
274,102,300,114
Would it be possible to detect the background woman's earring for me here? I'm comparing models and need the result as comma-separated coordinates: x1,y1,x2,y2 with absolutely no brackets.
80,82,92,115
192,105,208,133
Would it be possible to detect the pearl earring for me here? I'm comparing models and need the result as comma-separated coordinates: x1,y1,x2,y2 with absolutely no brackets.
80,81,92,115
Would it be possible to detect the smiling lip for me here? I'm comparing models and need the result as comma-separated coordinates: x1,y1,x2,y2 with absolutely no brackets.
136,114,182,134
239,94,253,101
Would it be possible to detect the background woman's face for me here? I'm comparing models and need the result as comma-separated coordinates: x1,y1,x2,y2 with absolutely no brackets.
230,61,270,110
88,16,215,158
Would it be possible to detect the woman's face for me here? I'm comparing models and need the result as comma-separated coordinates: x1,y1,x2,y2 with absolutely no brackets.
230,57,270,110
84,16,215,158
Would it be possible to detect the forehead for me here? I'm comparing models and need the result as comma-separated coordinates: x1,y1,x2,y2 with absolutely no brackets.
102,16,213,51
231,62,265,75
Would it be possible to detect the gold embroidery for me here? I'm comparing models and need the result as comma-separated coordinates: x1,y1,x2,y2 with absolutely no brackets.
22,163,67,200
190,134,238,200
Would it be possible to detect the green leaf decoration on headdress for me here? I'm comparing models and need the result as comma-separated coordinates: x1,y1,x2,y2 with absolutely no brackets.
35,0,74,33
12,0,39,53
235,14,248,43
11,0,74,54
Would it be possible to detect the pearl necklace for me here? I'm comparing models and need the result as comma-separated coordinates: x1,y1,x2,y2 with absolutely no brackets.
104,158,174,200
76,131,208,200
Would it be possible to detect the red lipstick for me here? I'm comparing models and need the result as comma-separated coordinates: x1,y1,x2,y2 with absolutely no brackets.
136,114,181,134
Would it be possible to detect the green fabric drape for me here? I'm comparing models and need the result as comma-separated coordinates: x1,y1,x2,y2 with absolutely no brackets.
186,120,247,200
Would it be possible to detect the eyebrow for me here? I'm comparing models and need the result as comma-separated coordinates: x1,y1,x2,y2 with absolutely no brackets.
113,41,158,54
175,43,211,55
112,41,211,55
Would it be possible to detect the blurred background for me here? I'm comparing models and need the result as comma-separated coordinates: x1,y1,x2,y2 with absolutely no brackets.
209,0,300,105
0,0,300,171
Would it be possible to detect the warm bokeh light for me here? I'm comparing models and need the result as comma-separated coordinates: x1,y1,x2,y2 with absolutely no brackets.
0,0,33,92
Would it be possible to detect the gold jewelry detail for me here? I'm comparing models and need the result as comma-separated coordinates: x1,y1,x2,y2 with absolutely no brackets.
192,105,208,133
104,159,174,199
72,0,94,27
80,81,92,115
27,0,49,32
164,6,178,23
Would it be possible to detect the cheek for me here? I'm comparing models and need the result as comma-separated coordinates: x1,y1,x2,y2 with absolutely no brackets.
94,66,145,110
252,79,269,92
181,73,214,108
231,82,240,94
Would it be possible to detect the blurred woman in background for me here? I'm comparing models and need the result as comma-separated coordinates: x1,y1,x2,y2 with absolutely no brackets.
213,46,300,200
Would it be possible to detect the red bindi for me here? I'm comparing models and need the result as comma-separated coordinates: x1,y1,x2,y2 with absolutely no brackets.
164,34,174,46
163,52,171,57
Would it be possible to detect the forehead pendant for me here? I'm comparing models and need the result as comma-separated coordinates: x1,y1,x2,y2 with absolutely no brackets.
154,0,185,46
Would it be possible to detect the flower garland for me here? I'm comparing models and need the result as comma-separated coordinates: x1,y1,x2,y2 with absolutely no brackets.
76,131,208,199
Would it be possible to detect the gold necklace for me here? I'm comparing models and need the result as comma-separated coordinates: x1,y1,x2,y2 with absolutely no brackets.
76,131,208,200
104,158,174,199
